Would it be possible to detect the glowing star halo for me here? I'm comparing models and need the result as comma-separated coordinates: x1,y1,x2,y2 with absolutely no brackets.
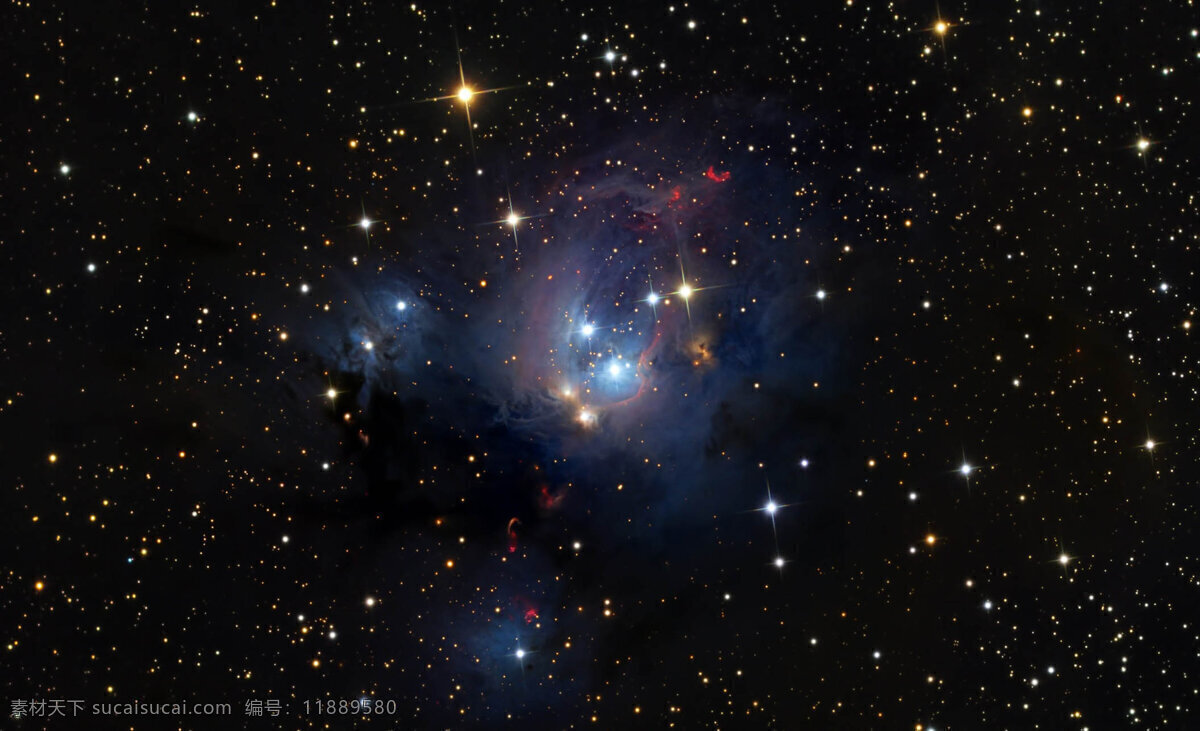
355,202,379,244
421,82,517,105
407,35,523,162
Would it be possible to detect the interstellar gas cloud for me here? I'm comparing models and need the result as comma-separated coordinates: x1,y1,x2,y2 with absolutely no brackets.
7,2,1197,728
290,103,851,712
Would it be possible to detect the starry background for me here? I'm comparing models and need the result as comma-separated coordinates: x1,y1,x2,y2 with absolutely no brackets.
4,1,1199,728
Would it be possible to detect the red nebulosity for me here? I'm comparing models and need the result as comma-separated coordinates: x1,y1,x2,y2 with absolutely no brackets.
668,186,682,204
538,485,564,511
506,517,521,553
511,595,540,624
627,208,661,232
705,165,731,182
605,329,663,410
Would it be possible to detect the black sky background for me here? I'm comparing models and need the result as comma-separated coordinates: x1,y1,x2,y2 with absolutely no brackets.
4,1,1199,728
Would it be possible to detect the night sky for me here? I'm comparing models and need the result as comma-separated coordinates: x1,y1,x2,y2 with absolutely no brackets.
5,1,1200,729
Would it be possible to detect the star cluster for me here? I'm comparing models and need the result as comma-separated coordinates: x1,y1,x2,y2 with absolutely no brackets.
3,2,1199,728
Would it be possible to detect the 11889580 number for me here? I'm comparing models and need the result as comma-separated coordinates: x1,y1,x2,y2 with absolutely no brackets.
303,699,397,715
